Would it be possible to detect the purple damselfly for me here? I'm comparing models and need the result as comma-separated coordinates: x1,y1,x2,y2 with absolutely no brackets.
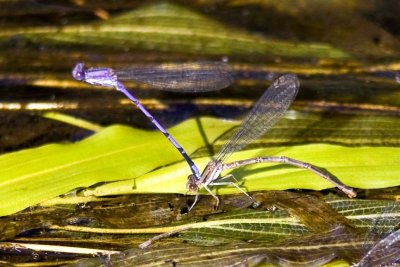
72,63,355,212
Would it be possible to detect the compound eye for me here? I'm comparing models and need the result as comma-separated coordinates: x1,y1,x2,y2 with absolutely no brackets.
76,72,85,80
186,175,198,192
72,63,85,81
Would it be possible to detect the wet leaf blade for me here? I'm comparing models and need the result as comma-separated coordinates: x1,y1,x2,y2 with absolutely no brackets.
87,143,400,196
0,117,236,216
1,115,399,217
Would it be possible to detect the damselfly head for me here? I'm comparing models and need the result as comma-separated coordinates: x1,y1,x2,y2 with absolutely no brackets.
72,63,86,81
186,175,199,192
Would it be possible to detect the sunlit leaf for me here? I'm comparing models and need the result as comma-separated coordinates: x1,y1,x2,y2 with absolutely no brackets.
85,142,400,197
0,115,399,217
0,117,236,216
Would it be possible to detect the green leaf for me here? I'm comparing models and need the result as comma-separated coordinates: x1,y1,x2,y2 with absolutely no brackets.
0,117,236,216
1,114,399,217
84,143,400,197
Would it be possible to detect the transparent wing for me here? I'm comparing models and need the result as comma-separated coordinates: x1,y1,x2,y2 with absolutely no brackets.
216,74,299,162
115,62,234,92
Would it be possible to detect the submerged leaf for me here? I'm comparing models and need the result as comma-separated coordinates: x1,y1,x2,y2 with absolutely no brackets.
3,2,348,58
137,193,399,247
0,192,398,266
62,197,400,266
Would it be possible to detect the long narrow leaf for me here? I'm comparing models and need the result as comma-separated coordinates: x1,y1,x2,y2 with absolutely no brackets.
0,118,235,216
